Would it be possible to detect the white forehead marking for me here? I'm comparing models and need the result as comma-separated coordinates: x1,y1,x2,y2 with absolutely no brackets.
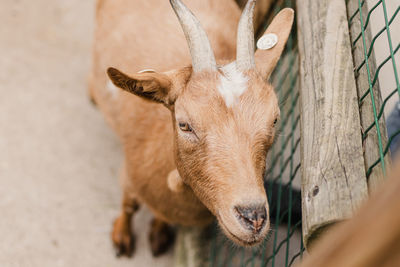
218,62,248,107
257,33,278,50
106,79,119,99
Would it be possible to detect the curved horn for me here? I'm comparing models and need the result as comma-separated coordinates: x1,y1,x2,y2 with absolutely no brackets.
170,0,217,72
236,0,256,71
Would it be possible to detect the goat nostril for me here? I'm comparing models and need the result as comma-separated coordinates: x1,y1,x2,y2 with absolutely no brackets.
235,205,267,233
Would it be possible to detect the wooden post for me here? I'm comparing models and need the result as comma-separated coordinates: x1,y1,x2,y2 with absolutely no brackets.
296,159,400,267
346,0,390,192
296,0,369,248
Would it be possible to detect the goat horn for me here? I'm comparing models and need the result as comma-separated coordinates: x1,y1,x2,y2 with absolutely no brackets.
170,0,217,72
236,0,256,71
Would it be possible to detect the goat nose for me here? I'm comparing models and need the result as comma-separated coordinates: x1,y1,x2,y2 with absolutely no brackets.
235,204,267,233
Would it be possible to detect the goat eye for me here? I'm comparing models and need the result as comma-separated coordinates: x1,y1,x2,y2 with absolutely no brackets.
178,122,193,132
273,118,278,125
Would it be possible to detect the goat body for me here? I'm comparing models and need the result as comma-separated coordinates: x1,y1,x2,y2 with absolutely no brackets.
91,0,242,225
90,0,293,256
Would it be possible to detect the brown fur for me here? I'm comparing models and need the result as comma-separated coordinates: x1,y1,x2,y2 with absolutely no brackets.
90,0,293,256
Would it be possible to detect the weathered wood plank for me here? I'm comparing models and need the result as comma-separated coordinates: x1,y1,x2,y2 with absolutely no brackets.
296,158,400,267
296,0,369,248
346,0,390,192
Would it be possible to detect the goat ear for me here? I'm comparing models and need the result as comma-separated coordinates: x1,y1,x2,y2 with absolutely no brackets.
255,8,294,79
107,67,187,106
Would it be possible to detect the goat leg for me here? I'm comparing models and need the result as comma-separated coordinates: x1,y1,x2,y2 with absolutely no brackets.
149,217,175,257
111,191,140,257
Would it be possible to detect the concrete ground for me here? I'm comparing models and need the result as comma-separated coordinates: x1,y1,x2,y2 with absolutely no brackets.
0,0,172,266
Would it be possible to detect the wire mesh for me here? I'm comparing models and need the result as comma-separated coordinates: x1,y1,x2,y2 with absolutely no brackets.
347,0,400,178
208,0,304,266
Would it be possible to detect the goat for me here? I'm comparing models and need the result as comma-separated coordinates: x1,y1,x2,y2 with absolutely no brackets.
90,0,294,257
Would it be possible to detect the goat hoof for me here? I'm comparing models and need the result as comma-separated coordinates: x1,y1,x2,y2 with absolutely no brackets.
149,219,175,257
112,217,135,257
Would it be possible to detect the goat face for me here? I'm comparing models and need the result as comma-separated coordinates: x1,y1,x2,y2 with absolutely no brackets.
107,0,294,246
173,68,279,245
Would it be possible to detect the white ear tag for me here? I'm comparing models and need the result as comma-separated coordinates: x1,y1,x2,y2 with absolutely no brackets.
257,33,278,50
137,69,156,73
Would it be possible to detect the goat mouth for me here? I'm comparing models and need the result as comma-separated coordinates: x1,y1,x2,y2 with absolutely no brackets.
217,213,266,246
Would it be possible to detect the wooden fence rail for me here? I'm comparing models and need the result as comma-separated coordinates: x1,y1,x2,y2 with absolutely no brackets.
346,0,390,192
296,0,369,248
